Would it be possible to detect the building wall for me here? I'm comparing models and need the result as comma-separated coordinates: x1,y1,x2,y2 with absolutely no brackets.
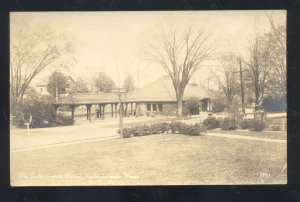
136,102,177,116
136,103,148,116
161,103,177,116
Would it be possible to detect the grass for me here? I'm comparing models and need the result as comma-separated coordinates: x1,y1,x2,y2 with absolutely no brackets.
11,133,286,186
209,129,287,140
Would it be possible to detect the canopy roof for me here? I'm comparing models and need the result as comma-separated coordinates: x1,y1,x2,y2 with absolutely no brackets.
54,76,219,105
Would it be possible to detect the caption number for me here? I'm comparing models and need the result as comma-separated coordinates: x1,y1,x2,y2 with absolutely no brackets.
260,173,271,178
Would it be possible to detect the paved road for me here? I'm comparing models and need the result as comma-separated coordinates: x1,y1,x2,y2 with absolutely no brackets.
11,114,287,152
10,116,178,152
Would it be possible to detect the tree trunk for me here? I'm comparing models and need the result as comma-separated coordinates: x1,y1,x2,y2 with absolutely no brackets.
177,96,183,118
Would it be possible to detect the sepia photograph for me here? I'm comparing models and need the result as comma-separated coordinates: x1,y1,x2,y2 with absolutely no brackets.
10,10,287,186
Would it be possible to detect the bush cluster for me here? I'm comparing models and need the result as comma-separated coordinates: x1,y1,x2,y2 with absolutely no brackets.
202,115,269,132
118,122,206,138
212,99,225,113
202,117,220,130
54,114,74,126
12,100,74,128
239,119,251,130
237,119,266,131
248,119,266,131
184,97,200,115
221,116,238,130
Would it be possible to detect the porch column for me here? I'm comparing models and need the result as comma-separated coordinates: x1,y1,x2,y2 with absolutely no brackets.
134,103,138,116
207,99,210,111
99,105,102,118
96,105,99,118
131,103,133,115
111,104,114,117
150,104,153,111
54,105,59,117
102,104,106,119
125,103,128,117
86,105,89,120
86,105,92,121
70,105,75,122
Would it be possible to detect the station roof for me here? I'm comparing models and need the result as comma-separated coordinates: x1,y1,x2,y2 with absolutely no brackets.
54,76,219,105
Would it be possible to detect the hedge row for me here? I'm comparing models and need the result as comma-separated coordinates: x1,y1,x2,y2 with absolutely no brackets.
118,122,207,138
202,116,266,132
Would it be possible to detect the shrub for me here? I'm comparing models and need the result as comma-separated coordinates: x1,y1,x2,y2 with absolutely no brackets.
12,111,26,128
118,122,206,138
54,114,74,126
221,116,238,130
202,117,220,130
239,119,251,130
12,99,74,128
270,125,281,131
184,97,200,115
121,128,133,138
212,99,225,113
249,119,266,132
182,106,191,117
170,122,185,133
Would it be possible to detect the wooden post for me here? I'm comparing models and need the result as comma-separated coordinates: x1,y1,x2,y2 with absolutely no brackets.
86,105,92,122
207,99,210,111
103,104,106,119
111,104,114,117
99,105,102,118
125,103,128,117
86,105,89,120
54,105,59,117
115,104,118,118
70,105,75,122
134,103,138,116
131,103,133,115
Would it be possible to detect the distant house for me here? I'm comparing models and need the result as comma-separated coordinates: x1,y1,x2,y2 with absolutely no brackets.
35,80,49,96
34,75,75,97
54,75,221,120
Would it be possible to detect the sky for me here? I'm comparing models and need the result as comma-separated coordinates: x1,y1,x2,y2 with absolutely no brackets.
10,10,286,89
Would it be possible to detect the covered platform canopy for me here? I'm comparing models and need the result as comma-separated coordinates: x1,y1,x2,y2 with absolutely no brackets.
54,76,220,121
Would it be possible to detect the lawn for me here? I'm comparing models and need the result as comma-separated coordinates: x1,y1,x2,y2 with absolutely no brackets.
209,129,287,140
11,133,286,186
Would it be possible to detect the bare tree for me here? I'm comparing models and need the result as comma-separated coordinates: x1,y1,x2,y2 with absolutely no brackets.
10,21,74,115
147,25,215,117
244,30,271,111
123,74,135,92
265,11,286,99
211,53,240,106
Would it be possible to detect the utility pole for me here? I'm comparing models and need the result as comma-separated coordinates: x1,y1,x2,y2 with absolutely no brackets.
113,88,126,138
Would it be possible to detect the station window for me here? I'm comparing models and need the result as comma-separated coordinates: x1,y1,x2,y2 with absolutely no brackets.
158,104,162,111
147,104,151,111
152,104,157,111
